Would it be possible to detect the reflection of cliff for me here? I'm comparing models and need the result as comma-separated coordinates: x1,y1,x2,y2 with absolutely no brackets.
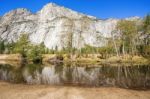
0,64,149,89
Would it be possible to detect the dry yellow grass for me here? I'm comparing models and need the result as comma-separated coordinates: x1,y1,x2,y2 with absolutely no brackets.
42,54,57,62
0,54,21,61
106,55,149,64
0,54,149,65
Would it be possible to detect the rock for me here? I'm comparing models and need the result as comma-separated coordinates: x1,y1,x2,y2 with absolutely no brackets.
0,3,140,50
49,55,64,64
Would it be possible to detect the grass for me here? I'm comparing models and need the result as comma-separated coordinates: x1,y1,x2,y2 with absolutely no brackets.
0,54,149,66
104,55,149,65
0,54,21,61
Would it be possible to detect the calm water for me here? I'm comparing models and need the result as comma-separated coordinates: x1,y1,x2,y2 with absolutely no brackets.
0,63,150,89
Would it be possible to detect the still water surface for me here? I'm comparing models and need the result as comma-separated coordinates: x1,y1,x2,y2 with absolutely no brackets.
0,63,150,89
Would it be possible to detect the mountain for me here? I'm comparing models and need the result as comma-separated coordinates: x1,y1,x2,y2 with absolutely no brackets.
0,3,138,50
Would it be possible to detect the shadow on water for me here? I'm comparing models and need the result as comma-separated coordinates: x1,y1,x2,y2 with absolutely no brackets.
0,62,150,90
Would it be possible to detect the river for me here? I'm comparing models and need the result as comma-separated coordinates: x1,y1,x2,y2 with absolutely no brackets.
0,62,150,99
0,63,150,89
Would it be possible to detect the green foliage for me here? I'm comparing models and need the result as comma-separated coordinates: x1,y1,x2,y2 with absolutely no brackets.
143,14,150,34
80,45,97,54
0,40,5,54
117,20,137,38
116,20,138,54
143,14,150,45
3,34,49,63
24,64,42,75
5,42,16,54
26,45,42,63
136,14,150,56
137,45,150,56
13,34,30,57
79,44,114,58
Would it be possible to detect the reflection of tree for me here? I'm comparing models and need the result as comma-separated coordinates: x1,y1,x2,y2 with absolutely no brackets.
64,66,73,82
54,64,63,74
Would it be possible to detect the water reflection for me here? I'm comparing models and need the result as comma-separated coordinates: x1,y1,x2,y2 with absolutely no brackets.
0,63,150,89
42,66,61,84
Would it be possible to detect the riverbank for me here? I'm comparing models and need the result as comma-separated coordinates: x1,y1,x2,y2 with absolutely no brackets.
0,81,149,99
0,54,21,61
0,54,149,65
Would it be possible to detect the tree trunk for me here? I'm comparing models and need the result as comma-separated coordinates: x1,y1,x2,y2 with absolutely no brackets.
112,36,119,56
122,42,125,55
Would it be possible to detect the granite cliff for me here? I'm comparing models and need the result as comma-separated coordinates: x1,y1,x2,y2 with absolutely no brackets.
0,3,139,50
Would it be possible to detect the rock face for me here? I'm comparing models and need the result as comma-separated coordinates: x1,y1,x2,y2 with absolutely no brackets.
0,3,121,50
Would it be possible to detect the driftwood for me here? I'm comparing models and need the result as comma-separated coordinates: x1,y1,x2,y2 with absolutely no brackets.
48,55,64,64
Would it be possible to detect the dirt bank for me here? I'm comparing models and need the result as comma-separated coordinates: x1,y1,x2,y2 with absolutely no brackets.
0,81,149,99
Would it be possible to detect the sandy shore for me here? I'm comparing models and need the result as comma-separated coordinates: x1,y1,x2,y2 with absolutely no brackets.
0,82,150,99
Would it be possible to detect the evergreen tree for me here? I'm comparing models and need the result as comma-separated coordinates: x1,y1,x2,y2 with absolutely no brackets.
13,34,30,57
143,14,150,45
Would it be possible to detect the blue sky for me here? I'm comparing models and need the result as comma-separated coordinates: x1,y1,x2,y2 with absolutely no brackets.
0,0,150,19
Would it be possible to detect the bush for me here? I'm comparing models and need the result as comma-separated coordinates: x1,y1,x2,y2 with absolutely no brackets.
9,34,49,63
